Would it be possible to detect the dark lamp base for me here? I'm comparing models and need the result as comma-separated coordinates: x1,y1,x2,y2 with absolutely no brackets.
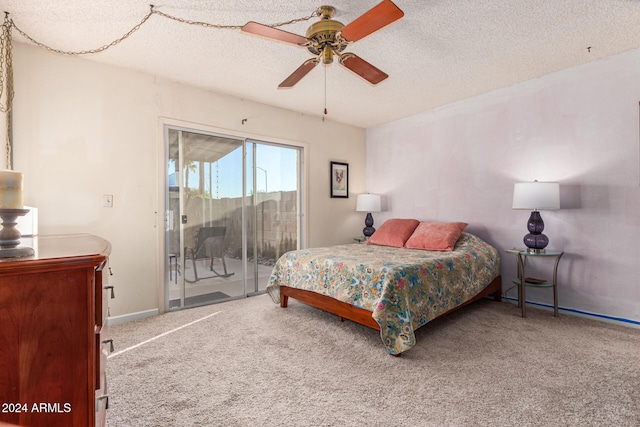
362,212,376,237
523,210,550,252
523,232,549,251
363,226,376,237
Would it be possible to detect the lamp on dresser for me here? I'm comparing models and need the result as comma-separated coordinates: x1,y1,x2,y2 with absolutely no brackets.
356,193,381,238
512,180,560,253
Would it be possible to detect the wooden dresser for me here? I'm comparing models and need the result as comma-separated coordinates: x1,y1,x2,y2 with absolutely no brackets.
0,234,113,427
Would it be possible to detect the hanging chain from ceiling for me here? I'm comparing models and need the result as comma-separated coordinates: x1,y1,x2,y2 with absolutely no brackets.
11,8,155,56
0,13,14,169
9,5,319,56
0,4,319,169
152,7,319,32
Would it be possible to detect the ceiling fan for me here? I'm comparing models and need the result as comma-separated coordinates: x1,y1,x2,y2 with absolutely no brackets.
241,0,404,88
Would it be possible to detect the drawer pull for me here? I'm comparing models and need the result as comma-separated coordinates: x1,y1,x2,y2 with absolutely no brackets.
104,285,115,299
102,338,114,353
97,394,109,410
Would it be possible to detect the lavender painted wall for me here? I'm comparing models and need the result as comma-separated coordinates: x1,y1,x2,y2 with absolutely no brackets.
367,49,640,322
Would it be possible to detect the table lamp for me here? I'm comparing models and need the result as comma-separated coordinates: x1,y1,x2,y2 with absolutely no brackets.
356,194,381,238
512,181,560,253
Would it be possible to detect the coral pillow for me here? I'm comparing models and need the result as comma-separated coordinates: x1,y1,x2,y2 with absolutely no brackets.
367,218,420,248
404,221,468,251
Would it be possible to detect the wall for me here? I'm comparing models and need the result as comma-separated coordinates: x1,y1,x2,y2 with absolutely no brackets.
9,42,366,317
367,49,640,322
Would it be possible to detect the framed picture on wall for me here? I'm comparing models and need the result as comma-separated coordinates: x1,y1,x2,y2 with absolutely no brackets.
330,161,349,198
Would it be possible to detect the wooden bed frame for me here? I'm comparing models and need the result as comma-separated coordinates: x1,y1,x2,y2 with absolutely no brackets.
279,275,502,354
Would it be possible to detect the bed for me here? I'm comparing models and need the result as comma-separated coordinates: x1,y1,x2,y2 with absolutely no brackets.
266,219,502,355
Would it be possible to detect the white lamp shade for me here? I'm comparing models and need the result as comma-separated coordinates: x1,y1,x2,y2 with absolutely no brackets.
356,194,381,212
512,182,560,210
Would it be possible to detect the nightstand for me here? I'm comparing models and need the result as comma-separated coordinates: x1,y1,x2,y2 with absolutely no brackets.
505,249,564,318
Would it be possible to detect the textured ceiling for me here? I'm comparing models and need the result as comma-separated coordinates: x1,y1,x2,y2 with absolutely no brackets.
5,0,640,128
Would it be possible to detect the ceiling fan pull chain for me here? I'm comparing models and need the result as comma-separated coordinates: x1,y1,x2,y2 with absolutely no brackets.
324,64,328,116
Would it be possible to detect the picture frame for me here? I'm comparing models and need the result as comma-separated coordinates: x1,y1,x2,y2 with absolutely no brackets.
330,161,349,198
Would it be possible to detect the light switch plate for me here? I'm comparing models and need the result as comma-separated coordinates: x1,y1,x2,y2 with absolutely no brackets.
103,194,113,208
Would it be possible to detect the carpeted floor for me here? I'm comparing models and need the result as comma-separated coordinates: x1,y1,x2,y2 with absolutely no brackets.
106,294,640,426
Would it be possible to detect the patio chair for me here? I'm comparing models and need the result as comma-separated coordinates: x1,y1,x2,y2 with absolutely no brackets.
184,226,234,283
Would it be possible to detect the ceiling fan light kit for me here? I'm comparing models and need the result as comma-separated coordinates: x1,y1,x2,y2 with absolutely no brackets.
241,0,404,88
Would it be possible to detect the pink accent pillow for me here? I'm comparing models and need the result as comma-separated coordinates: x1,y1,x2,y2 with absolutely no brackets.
404,221,468,251
367,218,420,248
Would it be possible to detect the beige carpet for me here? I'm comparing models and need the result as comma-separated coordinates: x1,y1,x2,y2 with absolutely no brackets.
106,294,640,426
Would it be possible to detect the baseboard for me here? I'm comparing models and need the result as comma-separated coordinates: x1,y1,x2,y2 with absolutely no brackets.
502,296,640,329
108,309,159,326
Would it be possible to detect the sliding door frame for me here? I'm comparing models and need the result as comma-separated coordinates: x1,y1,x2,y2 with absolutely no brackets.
157,117,308,314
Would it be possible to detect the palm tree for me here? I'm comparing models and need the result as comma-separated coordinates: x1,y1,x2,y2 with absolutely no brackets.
183,160,196,190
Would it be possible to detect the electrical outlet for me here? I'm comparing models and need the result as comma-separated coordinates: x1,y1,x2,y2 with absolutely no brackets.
103,194,113,208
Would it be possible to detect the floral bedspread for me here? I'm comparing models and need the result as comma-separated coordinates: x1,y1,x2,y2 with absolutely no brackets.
266,232,500,355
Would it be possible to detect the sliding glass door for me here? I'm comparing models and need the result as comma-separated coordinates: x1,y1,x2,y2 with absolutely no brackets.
245,141,302,296
165,126,302,310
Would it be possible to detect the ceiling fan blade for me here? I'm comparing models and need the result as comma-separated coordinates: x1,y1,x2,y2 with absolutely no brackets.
340,54,388,85
340,0,404,42
278,58,319,88
241,21,308,46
